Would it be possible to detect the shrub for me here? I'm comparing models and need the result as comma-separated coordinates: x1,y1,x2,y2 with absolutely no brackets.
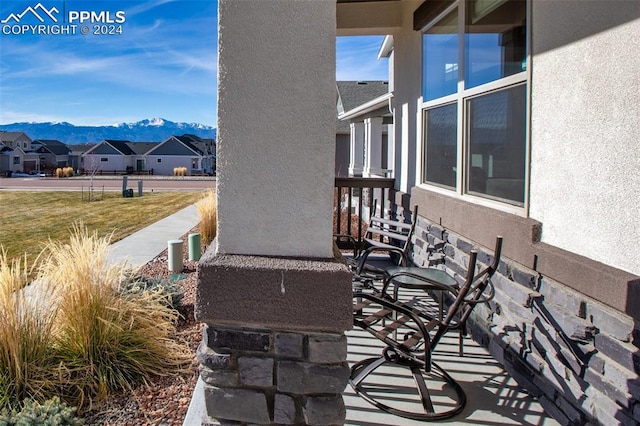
0,397,83,426
0,252,57,410
196,189,217,245
39,226,191,409
55,169,63,178
120,274,183,309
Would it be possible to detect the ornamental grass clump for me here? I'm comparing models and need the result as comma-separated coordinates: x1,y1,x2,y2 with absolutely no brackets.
55,167,74,178
39,225,191,410
196,189,217,245
0,251,57,410
173,167,187,176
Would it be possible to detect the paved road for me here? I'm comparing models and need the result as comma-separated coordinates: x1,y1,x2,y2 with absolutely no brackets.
0,176,216,192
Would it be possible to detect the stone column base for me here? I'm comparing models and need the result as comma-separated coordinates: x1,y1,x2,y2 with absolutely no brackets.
197,326,349,425
195,252,353,425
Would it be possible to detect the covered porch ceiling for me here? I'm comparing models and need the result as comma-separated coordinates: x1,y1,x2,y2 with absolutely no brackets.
337,0,405,35
337,0,448,36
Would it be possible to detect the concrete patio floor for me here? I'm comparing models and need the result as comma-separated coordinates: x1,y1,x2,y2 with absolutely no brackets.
185,290,561,426
345,326,560,426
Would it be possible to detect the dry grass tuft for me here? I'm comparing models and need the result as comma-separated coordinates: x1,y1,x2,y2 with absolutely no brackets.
0,225,192,413
173,167,187,176
196,189,217,245
55,167,74,178
39,225,191,410
0,251,57,409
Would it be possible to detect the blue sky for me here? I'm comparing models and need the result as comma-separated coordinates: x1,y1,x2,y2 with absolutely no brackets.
0,0,388,127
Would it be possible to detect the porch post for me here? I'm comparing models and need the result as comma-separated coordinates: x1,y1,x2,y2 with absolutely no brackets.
194,1,352,425
363,116,385,177
348,122,365,177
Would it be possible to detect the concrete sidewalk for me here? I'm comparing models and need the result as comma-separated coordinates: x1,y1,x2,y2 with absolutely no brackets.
107,204,201,269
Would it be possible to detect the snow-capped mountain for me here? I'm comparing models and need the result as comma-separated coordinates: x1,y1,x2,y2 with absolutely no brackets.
0,118,216,144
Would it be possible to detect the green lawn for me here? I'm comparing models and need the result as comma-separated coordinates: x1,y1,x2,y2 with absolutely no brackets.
0,191,206,264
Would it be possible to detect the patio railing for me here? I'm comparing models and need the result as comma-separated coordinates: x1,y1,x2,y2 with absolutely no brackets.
334,177,395,251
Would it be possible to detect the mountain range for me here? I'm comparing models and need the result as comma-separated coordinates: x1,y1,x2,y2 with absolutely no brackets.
0,118,216,144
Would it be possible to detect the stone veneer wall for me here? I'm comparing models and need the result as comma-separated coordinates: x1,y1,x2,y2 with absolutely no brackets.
197,326,348,425
411,214,640,426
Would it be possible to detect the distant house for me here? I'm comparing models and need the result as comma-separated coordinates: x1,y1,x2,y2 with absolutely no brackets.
0,131,32,150
68,144,95,171
82,140,159,174
336,81,392,177
0,142,9,174
0,131,36,173
145,134,216,175
81,134,215,175
32,140,72,171
8,146,28,173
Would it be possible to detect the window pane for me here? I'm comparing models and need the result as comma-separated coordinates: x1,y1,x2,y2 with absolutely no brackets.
465,0,527,89
422,8,458,102
466,84,526,205
424,103,457,188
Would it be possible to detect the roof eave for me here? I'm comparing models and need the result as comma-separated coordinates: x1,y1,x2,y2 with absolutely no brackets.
337,92,393,121
377,35,394,59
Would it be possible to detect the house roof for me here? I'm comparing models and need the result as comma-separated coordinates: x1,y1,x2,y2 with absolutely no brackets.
0,131,31,142
103,140,137,155
174,134,215,156
336,81,391,131
337,81,389,113
33,139,71,155
70,144,96,155
85,135,214,157
127,142,160,155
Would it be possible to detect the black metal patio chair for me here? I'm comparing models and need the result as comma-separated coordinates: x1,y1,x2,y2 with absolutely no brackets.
380,236,503,356
337,203,418,290
350,237,502,421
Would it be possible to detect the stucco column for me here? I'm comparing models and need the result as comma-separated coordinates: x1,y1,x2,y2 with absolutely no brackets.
386,123,395,179
194,1,352,425
348,122,365,176
363,116,385,177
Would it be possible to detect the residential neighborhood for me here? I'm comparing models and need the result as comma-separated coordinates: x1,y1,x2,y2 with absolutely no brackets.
0,131,216,176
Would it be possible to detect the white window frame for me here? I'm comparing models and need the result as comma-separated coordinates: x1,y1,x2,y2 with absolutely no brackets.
417,0,531,217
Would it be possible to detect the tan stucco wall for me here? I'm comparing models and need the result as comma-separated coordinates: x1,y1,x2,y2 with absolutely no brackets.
215,0,336,258
529,2,640,275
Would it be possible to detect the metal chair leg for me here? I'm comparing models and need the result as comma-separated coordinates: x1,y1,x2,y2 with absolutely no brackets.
349,355,466,421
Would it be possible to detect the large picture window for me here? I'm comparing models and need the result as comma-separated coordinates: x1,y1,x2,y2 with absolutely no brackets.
467,84,526,203
421,0,528,208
